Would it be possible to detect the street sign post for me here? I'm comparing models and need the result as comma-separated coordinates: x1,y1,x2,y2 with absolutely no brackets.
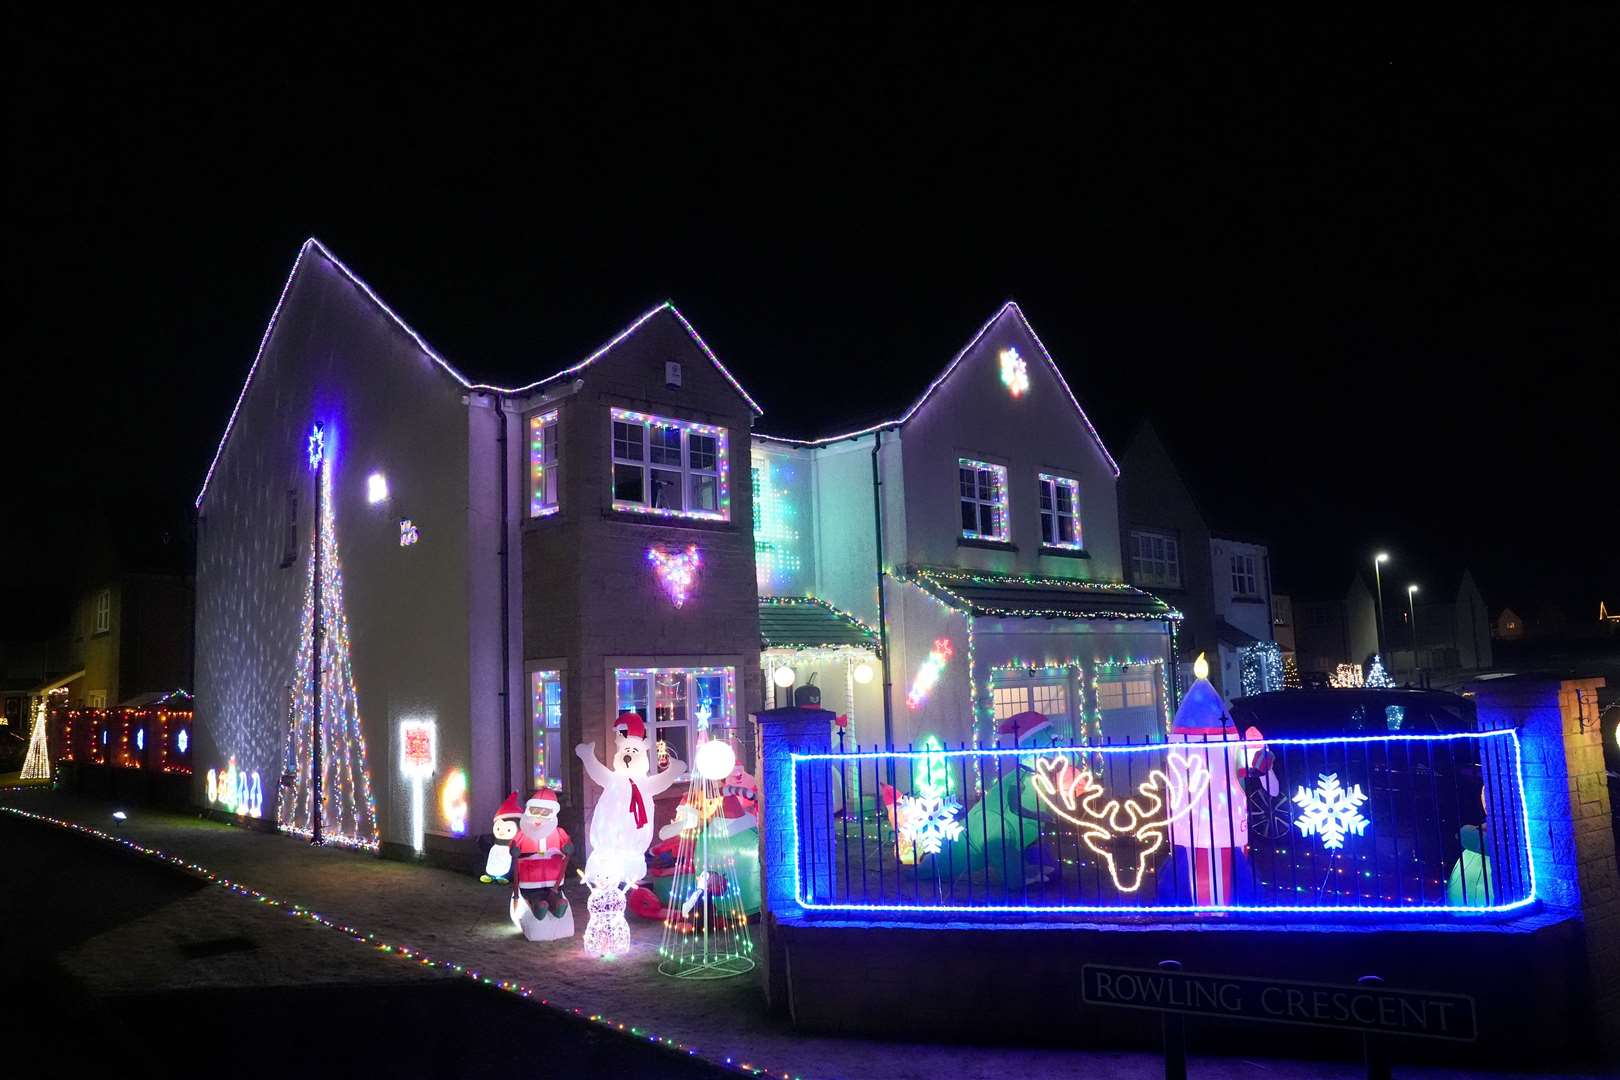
1082,963,1477,1079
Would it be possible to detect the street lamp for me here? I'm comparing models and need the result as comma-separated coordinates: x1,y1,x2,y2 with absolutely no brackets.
1407,585,1420,684
1373,553,1390,663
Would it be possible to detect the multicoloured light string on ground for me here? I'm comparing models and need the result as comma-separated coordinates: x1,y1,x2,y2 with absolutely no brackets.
0,804,803,1080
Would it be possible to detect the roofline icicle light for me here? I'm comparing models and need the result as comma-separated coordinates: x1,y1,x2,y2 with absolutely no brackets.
196,238,761,508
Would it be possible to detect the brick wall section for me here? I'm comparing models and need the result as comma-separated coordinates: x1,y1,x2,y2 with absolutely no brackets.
755,706,832,1014
1475,676,1619,1062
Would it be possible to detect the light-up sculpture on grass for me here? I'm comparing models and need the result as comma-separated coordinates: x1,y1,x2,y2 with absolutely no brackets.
278,445,381,849
581,870,631,959
892,736,963,865
399,719,436,855
1293,772,1369,850
656,739,756,979
20,696,51,781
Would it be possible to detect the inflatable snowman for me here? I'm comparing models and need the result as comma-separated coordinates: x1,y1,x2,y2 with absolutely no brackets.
577,712,686,888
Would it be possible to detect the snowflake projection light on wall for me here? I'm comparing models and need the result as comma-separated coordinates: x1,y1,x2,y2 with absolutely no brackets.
648,544,701,608
999,347,1030,396
398,519,419,546
1293,772,1369,850
906,638,954,709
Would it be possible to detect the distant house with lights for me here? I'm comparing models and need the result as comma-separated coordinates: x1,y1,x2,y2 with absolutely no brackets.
195,238,1178,864
752,304,1178,750
1116,423,1277,697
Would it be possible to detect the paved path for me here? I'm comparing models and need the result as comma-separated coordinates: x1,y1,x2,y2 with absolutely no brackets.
1,787,1602,1080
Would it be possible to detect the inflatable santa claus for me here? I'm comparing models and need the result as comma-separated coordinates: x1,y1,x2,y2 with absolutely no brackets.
508,788,575,941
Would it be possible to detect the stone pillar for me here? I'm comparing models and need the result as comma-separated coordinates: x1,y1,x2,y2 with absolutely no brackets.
1474,676,1619,1061
753,705,834,1015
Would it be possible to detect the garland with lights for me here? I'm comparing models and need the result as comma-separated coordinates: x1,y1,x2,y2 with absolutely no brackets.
900,565,1182,622
0,805,803,1080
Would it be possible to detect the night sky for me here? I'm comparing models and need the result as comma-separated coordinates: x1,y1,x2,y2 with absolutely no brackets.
10,8,1617,633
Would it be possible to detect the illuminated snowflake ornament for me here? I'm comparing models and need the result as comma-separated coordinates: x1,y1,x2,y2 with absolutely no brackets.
999,347,1030,396
1293,772,1369,850
896,790,964,855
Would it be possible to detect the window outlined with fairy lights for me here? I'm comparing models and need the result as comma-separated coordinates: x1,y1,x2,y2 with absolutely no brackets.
1037,472,1082,550
958,458,1009,543
610,408,729,521
528,408,560,517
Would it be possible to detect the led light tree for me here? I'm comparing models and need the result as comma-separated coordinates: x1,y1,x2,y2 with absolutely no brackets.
278,429,381,849
21,696,51,781
656,739,756,979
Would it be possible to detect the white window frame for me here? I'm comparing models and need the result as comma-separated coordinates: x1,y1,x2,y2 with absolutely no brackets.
94,589,111,634
1037,472,1082,550
528,409,560,518
1231,553,1259,598
610,408,729,521
990,666,1079,742
1129,530,1182,588
528,668,565,791
958,458,1010,542
612,665,737,776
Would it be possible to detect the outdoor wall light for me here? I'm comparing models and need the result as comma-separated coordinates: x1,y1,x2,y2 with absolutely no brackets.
367,472,389,504
772,666,797,689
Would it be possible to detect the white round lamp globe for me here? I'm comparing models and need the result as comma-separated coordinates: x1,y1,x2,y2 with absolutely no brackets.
771,665,796,688
695,740,736,782
852,662,874,685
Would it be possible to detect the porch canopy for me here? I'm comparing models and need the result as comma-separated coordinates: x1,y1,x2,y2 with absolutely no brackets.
901,565,1177,622
759,596,881,653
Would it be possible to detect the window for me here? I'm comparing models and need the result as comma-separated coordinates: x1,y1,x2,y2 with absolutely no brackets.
279,489,298,567
958,459,1009,542
530,670,564,791
610,408,728,520
614,666,735,774
991,669,1077,741
1129,530,1182,588
93,589,111,634
528,410,560,517
1231,553,1259,597
87,690,107,708
1037,473,1082,549
1097,677,1156,712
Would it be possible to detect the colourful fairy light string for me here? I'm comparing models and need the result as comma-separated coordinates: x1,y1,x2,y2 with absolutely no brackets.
0,805,803,1080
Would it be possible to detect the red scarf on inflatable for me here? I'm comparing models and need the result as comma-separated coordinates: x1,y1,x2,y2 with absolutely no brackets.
628,783,647,828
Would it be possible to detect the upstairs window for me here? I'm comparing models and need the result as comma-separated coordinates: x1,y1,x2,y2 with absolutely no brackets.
1231,553,1260,598
610,408,729,521
94,589,111,634
1037,473,1082,549
1129,530,1182,588
959,459,1010,542
528,409,560,517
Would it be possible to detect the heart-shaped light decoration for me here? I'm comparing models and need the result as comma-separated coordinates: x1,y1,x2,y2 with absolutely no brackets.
647,544,702,608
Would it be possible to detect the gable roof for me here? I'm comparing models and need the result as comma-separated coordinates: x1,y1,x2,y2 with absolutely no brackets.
195,238,761,508
754,302,1121,476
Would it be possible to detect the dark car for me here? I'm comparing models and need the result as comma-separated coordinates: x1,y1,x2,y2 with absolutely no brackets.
1224,689,1495,905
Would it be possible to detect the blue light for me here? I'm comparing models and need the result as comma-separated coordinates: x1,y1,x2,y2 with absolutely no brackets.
307,422,325,471
136,728,145,751
786,729,1536,918
177,728,189,754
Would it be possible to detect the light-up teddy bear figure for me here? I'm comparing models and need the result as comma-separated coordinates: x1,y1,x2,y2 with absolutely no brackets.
576,712,687,889
581,869,632,959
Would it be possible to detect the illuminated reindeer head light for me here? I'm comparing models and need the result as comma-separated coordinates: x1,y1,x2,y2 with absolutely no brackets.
1031,751,1212,893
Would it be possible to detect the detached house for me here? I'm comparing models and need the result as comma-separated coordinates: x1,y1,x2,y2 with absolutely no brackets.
753,304,1178,752
194,239,1176,864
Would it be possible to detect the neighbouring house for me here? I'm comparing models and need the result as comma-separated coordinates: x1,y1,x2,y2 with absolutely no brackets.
195,239,1177,863
68,536,194,709
1299,569,1493,682
194,238,763,856
1116,423,1276,697
1271,592,1296,652
754,304,1178,751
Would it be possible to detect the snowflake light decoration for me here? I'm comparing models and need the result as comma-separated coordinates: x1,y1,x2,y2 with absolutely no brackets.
1292,772,1369,850
999,347,1030,396
896,790,964,855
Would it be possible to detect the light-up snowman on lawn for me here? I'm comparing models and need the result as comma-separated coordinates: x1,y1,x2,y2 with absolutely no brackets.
575,712,686,957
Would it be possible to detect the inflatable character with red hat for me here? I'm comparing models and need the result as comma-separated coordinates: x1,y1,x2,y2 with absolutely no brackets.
508,787,576,941
576,711,687,887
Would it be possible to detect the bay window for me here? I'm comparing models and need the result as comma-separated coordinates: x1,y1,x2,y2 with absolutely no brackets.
610,408,728,520
614,666,736,773
529,670,564,791
528,410,560,517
